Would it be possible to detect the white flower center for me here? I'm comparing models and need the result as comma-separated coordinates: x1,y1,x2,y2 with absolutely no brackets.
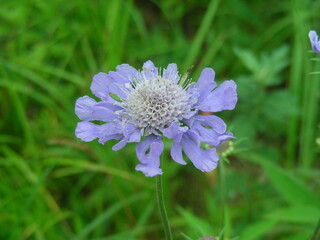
122,77,191,130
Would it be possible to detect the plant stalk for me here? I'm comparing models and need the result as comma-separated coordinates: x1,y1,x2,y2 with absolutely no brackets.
156,174,173,240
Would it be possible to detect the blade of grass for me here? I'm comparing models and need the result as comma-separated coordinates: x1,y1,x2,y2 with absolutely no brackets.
240,220,277,240
105,0,133,68
73,192,147,240
46,157,153,188
286,0,312,168
183,0,221,68
300,59,320,168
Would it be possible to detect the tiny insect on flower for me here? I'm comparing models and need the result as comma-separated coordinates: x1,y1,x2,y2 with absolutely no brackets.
75,60,238,177
309,30,320,54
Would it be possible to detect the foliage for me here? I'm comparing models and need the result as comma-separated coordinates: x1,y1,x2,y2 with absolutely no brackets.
0,0,319,239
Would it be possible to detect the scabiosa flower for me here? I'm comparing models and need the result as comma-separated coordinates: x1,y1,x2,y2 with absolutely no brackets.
309,30,320,54
75,60,237,177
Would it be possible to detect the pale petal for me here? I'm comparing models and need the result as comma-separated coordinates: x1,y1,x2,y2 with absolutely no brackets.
75,122,100,142
135,135,164,177
170,141,187,165
196,80,237,112
75,96,97,121
195,68,217,102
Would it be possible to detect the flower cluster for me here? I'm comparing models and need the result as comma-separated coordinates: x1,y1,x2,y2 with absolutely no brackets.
75,61,237,177
309,30,320,54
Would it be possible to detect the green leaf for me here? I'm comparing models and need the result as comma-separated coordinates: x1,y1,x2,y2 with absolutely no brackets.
234,45,289,86
250,156,320,207
240,220,277,240
262,90,299,124
73,192,147,240
234,48,260,74
265,205,320,224
279,231,314,240
177,207,215,238
181,232,196,240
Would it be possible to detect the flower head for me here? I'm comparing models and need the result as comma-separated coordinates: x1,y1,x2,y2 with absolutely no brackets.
309,30,320,54
75,60,237,177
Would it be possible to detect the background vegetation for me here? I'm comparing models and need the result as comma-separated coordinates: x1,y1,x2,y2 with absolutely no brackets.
0,0,319,239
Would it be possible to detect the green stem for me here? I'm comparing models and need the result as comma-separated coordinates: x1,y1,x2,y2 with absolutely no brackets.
220,156,231,239
156,174,172,240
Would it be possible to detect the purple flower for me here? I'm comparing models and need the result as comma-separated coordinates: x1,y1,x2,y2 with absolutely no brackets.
309,30,320,54
75,61,237,177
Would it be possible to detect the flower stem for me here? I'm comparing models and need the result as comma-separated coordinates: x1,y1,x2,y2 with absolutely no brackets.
220,156,231,239
156,174,172,240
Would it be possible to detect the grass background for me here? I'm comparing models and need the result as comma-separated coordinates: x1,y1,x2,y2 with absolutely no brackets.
0,0,319,239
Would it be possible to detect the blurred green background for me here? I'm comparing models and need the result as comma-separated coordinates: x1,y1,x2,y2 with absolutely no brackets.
1,0,319,239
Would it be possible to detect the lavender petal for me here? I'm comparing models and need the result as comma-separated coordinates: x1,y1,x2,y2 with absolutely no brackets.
75,96,97,121
196,80,237,112
135,135,164,177
309,30,320,54
75,122,100,142
195,68,217,102
170,141,187,165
